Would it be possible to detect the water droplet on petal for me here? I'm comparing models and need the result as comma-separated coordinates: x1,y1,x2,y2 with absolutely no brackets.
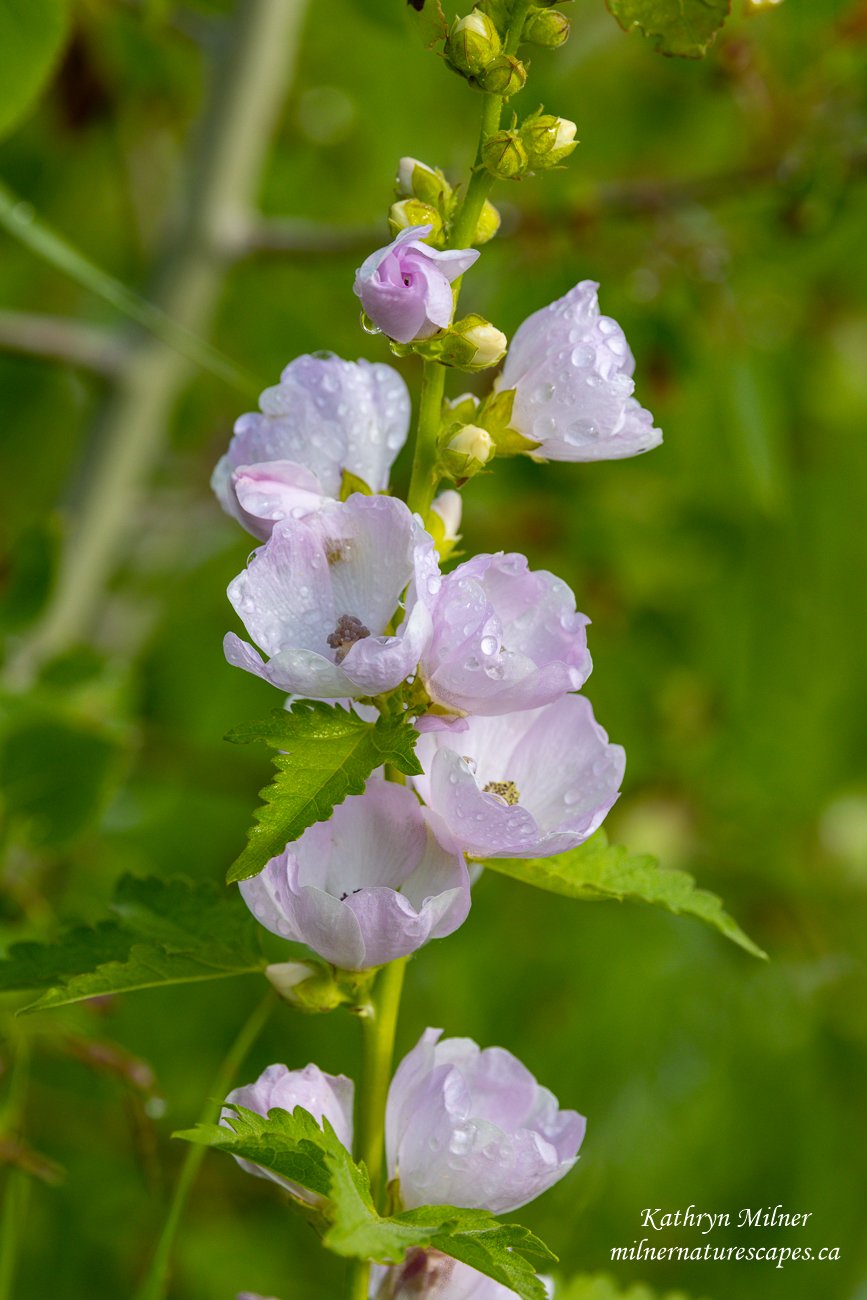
571,343,595,368
480,635,498,656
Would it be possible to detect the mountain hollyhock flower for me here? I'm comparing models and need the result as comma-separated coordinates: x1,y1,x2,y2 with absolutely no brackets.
224,494,438,698
386,1029,585,1215
412,696,625,859
353,226,479,344
239,782,471,971
371,1252,554,1298
416,552,591,718
495,280,662,461
212,353,410,539
222,1062,353,1199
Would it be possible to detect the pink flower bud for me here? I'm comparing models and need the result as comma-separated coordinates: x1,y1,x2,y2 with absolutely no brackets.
353,226,479,344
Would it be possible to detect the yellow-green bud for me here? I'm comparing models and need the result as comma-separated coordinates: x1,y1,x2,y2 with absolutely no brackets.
265,962,346,1013
396,157,453,209
440,423,495,479
481,130,529,180
520,113,578,167
523,8,571,48
444,10,501,79
459,314,508,369
478,53,527,98
474,199,501,244
388,198,444,244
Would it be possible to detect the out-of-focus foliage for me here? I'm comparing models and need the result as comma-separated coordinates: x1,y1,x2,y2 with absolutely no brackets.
0,1,865,1299
0,0,71,142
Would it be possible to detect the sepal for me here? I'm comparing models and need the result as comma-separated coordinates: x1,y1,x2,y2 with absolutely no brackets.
481,129,529,180
477,387,541,455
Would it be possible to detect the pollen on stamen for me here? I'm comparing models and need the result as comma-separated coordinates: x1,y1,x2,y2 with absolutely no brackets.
483,780,520,806
327,614,371,664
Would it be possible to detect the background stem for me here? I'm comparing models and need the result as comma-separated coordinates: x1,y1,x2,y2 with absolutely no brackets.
133,991,276,1300
356,958,407,1210
11,0,308,681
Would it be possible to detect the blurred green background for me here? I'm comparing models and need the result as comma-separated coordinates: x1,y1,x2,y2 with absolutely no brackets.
1,0,866,1297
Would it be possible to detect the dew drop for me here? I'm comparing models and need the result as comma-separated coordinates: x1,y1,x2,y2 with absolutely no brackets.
464,656,481,671
565,419,600,445
598,316,618,335
532,382,555,405
533,415,557,440
571,343,595,368
480,635,498,656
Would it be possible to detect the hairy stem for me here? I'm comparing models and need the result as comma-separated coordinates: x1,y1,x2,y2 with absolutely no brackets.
134,990,276,1300
10,0,308,681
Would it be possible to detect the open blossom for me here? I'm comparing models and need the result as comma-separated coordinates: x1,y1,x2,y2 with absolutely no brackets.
495,280,662,461
371,1252,554,1298
224,494,438,698
412,696,624,859
386,1029,585,1215
416,552,591,718
353,226,479,344
239,782,470,971
212,353,410,539
222,1062,353,1199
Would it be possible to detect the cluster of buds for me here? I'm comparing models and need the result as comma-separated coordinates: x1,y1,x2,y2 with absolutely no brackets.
482,109,577,181
391,156,501,249
444,9,527,98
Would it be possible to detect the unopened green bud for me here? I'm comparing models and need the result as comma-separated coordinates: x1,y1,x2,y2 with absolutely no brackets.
474,198,501,244
265,961,346,1014
478,53,527,98
481,130,529,180
520,112,578,167
458,314,508,369
388,198,444,244
396,157,452,209
445,391,481,424
523,8,571,48
440,423,495,479
477,387,541,456
444,10,501,79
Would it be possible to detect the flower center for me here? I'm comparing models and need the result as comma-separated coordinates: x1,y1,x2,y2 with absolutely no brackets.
327,613,371,664
483,780,520,806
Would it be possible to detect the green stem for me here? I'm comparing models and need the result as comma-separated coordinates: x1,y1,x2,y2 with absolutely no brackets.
133,991,276,1300
356,958,407,1207
347,1256,372,1300
504,0,534,55
407,360,448,519
0,1036,31,1300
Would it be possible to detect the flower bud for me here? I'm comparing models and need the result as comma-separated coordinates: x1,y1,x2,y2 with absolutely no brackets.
478,53,527,98
520,112,578,167
428,489,463,560
413,314,507,371
396,157,452,209
265,961,350,1014
444,10,501,79
440,423,495,479
523,8,571,48
474,198,501,244
388,199,444,245
481,130,529,181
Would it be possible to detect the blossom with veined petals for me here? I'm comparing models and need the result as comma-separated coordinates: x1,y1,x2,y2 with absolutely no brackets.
239,782,470,971
212,353,409,539
386,1029,585,1215
495,280,662,461
415,552,591,719
224,494,438,699
411,695,625,859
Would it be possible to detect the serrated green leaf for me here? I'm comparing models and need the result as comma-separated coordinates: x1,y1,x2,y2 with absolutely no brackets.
0,876,267,1012
480,831,766,959
177,1105,555,1299
176,1104,346,1200
0,0,70,141
605,0,731,57
225,702,422,883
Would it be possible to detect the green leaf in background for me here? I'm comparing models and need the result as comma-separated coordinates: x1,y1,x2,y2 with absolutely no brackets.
480,831,767,959
605,0,731,58
0,520,59,636
0,714,123,848
225,702,423,883
0,876,267,1012
179,1105,556,1300
0,0,70,140
556,1274,699,1300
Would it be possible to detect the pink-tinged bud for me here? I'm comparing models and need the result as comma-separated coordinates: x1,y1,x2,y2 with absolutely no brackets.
386,1029,585,1214
353,226,479,344
415,551,591,717
239,782,470,971
224,494,439,699
412,695,625,859
495,280,662,461
222,1063,353,1201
